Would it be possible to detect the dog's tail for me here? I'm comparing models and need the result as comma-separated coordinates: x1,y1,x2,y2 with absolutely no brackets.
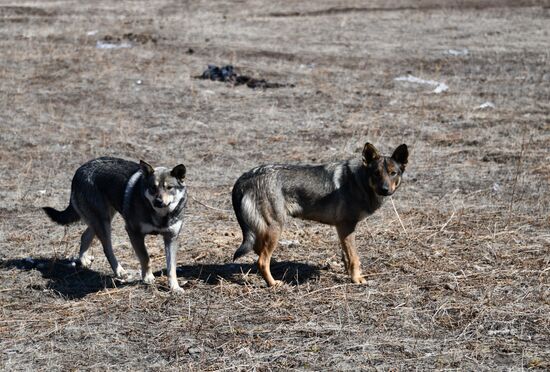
233,232,255,261
232,184,258,261
43,203,80,225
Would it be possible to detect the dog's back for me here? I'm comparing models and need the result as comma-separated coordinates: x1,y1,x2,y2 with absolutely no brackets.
232,159,378,229
44,157,139,225
71,157,140,214
231,161,359,260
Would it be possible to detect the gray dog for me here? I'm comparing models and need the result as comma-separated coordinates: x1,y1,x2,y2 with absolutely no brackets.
232,142,408,287
43,157,187,293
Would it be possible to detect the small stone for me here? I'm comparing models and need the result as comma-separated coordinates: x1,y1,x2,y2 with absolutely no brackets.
187,346,202,355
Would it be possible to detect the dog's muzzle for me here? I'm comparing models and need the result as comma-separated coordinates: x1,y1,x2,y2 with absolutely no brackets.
153,199,166,208
378,185,393,196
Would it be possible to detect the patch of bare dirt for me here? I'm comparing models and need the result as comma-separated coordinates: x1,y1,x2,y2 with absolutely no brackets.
265,0,550,17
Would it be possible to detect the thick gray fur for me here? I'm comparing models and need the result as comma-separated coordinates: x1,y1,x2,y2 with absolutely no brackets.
232,142,408,286
232,159,382,257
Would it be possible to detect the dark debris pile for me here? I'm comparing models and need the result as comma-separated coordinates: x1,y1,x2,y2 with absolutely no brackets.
198,64,294,89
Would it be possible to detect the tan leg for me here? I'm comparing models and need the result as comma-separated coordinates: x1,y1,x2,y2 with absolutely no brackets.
340,251,350,275
256,228,283,287
336,224,366,284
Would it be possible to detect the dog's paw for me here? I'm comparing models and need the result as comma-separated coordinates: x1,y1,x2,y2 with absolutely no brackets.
78,255,94,268
115,266,129,280
142,272,155,285
351,276,367,284
170,285,185,294
269,280,285,288
169,279,187,294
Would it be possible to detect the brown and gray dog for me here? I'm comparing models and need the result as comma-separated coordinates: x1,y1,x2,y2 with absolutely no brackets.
232,142,408,287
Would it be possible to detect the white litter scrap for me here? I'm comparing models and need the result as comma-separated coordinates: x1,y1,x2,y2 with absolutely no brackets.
445,48,469,56
394,74,449,93
86,30,98,36
279,239,300,247
478,101,495,109
96,40,132,49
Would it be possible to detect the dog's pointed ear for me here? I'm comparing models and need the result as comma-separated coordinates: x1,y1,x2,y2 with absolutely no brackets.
140,160,154,176
170,164,186,182
391,144,409,171
362,142,380,165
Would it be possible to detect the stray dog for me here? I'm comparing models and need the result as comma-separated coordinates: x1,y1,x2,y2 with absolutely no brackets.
232,142,408,287
43,157,188,293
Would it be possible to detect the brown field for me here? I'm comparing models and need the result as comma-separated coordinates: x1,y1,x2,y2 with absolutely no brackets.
0,0,549,370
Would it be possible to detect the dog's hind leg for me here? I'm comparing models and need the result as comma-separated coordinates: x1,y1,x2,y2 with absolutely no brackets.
78,227,95,267
127,230,154,285
256,227,283,287
336,224,366,284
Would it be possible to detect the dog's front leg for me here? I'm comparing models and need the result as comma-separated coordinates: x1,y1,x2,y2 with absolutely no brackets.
163,234,184,293
127,229,154,285
336,224,366,284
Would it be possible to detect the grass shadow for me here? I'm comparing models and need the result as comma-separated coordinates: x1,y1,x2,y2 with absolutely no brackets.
173,260,321,286
0,257,133,300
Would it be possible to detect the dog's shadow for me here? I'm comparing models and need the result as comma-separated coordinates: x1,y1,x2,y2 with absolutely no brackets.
172,260,321,286
0,257,132,300
0,258,321,299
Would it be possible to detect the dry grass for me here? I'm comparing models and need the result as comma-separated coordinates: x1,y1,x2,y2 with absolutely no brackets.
0,0,549,370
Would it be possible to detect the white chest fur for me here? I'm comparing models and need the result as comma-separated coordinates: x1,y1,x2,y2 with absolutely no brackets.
140,220,183,235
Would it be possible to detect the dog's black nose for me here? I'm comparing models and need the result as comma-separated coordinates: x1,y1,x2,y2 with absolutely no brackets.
379,185,392,196
153,199,164,208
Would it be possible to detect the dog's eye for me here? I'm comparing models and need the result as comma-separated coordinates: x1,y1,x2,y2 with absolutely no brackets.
166,186,173,191
390,171,398,177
